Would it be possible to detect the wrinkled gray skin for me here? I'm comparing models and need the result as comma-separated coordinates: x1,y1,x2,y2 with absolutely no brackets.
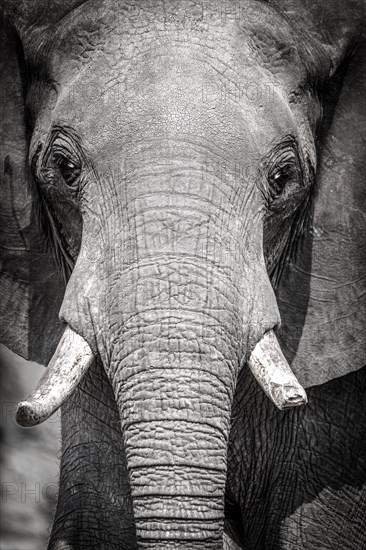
1,1,365,549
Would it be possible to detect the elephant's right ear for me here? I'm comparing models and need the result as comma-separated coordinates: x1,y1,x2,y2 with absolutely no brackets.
0,20,65,365
275,40,366,388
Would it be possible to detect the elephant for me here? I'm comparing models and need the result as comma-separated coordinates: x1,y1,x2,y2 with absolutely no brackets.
1,0,365,548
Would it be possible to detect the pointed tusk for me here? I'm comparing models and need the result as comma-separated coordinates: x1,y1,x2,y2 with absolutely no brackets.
16,326,94,427
247,330,307,410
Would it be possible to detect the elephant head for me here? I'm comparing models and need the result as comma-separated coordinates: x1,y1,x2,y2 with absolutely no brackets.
1,1,365,548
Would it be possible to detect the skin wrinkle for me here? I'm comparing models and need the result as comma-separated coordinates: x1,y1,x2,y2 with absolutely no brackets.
100,237,249,293
118,366,234,404
110,323,239,371
109,302,241,334
100,204,260,270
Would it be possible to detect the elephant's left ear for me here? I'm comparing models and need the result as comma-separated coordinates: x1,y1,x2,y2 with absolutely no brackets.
0,20,65,365
276,40,366,388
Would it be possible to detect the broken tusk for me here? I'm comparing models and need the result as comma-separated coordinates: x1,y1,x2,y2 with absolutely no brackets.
247,330,307,410
16,326,94,427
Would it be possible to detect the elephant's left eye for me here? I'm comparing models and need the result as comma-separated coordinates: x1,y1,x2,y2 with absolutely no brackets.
45,132,83,190
268,148,302,204
53,153,81,187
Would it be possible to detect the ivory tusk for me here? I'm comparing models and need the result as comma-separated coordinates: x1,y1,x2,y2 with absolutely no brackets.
16,326,94,427
247,330,307,410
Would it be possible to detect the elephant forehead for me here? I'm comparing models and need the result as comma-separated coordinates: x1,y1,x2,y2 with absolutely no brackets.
43,0,308,80
32,1,302,155
49,43,298,164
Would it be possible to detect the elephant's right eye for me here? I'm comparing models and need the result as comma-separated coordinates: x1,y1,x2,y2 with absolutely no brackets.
50,133,82,189
269,156,300,199
266,138,304,207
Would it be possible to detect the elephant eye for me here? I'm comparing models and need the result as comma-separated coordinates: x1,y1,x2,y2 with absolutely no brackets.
53,153,81,187
270,162,297,194
268,148,302,203
47,132,82,189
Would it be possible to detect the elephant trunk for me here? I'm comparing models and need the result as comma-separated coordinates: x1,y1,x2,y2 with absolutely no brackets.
107,258,241,548
121,359,230,547
116,340,234,547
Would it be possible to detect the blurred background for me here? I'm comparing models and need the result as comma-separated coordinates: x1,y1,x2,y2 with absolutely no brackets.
0,346,60,550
